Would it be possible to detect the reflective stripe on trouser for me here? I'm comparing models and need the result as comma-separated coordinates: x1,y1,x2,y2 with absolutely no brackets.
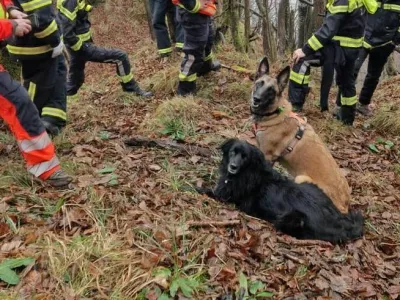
177,11,212,95
335,47,359,107
150,0,184,55
21,55,68,128
288,53,322,107
66,43,136,94
0,71,60,179
358,43,394,105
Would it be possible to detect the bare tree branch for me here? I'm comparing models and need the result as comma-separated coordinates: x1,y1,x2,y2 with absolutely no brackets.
299,0,314,6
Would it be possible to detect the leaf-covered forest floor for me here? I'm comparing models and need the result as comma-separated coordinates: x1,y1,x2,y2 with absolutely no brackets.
0,1,399,299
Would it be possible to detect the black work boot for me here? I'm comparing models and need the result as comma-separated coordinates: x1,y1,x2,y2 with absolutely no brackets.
197,60,221,77
123,80,153,97
177,81,196,97
46,169,73,189
337,105,356,126
292,104,303,113
42,120,61,137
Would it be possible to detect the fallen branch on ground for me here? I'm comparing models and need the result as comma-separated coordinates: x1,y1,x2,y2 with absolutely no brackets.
124,135,213,157
277,236,333,247
187,220,241,227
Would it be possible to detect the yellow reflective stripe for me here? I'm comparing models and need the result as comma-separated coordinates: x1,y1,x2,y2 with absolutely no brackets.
204,52,214,61
327,0,365,14
21,0,52,12
341,95,357,106
308,35,323,51
158,47,173,54
28,155,59,177
85,4,92,11
7,44,52,55
119,73,134,83
67,94,79,102
327,5,348,13
59,5,77,21
363,41,372,49
34,20,58,39
382,3,400,12
289,70,310,85
70,38,83,51
28,82,36,101
18,132,51,153
42,107,67,120
175,42,184,48
190,0,200,13
77,31,91,42
77,0,85,9
179,72,197,82
332,36,363,48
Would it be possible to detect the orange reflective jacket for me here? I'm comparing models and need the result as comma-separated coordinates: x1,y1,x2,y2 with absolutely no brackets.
172,0,216,16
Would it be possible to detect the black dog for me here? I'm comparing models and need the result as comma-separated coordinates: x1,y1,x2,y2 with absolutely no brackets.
197,139,364,244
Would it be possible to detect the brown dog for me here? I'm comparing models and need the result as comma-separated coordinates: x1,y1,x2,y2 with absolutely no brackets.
250,57,351,214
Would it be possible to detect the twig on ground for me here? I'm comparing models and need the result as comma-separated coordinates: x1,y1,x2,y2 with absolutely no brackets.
187,220,241,227
277,236,333,247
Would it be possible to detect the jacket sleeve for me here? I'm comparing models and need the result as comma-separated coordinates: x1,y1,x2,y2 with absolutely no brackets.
0,20,14,41
302,0,347,56
16,0,61,48
58,0,81,50
178,0,201,13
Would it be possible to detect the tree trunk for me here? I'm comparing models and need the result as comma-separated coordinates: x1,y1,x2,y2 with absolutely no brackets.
297,2,309,47
309,0,325,33
227,0,244,52
256,0,276,61
277,0,289,56
244,0,250,52
144,0,155,41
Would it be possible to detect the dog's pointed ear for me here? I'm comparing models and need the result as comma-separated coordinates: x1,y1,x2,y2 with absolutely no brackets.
219,138,237,154
277,66,291,94
256,56,269,79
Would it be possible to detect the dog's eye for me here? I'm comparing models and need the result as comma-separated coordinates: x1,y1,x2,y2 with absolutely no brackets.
256,81,264,89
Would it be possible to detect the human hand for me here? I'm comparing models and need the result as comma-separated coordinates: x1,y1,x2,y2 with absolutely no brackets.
12,19,32,37
293,48,305,65
8,9,27,19
52,40,64,58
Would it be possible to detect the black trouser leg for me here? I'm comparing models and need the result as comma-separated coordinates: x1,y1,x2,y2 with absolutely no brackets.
320,45,335,111
336,48,359,125
150,0,172,56
80,43,138,91
66,48,86,100
359,44,394,105
172,5,184,48
21,57,67,128
288,53,321,109
353,47,369,81
177,11,209,96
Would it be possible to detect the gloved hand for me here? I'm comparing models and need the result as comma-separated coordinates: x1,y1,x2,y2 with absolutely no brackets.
52,40,64,58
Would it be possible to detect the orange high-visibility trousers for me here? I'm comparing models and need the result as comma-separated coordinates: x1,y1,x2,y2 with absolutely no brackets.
0,69,60,180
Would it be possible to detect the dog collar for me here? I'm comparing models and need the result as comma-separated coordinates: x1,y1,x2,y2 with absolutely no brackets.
250,106,284,117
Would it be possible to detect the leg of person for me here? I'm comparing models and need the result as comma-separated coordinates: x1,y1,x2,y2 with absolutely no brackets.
288,53,321,111
42,55,68,135
197,17,220,77
320,45,335,112
353,47,369,81
337,48,359,125
21,59,63,135
172,4,184,51
357,43,394,116
80,43,152,97
0,70,72,188
66,49,86,102
177,11,209,96
152,0,173,57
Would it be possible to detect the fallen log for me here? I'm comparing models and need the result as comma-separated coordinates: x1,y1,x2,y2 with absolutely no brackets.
124,135,213,157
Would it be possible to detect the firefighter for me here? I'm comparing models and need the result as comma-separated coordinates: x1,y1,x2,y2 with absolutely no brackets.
57,0,152,102
353,0,400,117
173,0,221,96
6,0,68,136
289,0,378,126
0,3,72,188
150,0,184,57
